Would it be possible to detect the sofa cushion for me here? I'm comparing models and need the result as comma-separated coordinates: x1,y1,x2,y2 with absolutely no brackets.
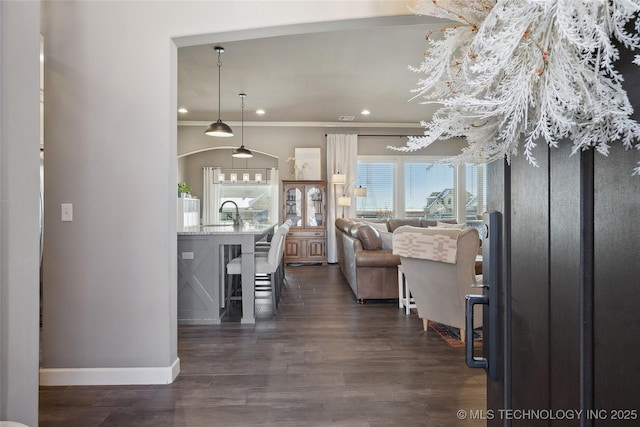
362,220,389,233
356,224,383,250
388,218,422,231
421,219,438,227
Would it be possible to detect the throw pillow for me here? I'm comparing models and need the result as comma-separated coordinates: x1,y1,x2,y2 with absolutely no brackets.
379,231,393,250
362,220,389,233
357,224,382,250
436,221,465,229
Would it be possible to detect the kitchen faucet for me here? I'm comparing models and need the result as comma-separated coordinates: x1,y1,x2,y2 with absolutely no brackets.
219,201,243,227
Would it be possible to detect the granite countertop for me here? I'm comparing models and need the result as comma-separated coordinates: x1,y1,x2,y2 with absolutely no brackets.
178,223,276,235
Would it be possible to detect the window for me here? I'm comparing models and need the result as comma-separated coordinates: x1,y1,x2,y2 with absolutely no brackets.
465,163,486,221
356,156,488,222
355,160,396,218
404,162,455,219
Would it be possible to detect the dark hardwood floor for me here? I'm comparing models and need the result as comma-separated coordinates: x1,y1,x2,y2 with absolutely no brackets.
39,264,486,426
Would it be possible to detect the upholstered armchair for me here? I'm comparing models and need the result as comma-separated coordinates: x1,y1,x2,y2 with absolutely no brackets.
392,226,482,340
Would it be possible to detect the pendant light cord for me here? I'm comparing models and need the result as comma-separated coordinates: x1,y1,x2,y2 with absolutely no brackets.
240,93,245,147
217,49,222,121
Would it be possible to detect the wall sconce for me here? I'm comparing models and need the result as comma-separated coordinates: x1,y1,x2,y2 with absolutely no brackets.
218,173,225,183
242,173,250,183
255,173,262,183
230,173,237,183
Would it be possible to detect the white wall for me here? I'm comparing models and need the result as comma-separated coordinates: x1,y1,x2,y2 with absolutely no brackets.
39,0,416,393
0,1,41,425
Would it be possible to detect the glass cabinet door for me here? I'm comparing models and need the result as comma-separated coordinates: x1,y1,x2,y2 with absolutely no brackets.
306,186,324,228
285,187,302,226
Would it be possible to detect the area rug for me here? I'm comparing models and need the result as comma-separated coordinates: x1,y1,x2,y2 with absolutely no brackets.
429,322,482,348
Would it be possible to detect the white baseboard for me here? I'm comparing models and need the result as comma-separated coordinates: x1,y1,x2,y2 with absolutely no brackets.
39,357,180,386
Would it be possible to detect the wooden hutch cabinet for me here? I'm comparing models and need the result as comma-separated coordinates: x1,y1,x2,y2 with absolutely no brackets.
282,180,327,264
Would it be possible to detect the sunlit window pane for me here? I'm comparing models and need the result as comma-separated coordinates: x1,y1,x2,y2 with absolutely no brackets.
405,163,455,219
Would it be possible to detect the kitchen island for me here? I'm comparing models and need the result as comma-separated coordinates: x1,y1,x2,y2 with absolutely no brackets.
177,223,276,324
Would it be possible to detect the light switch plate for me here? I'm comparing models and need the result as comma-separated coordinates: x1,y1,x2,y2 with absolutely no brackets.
61,203,73,221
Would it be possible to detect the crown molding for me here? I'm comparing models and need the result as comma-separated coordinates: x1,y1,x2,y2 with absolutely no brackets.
178,121,422,129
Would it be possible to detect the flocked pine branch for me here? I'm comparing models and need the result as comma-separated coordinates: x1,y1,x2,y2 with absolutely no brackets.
391,0,640,175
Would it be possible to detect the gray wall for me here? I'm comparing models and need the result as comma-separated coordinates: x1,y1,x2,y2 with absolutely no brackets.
0,1,41,425
178,124,467,203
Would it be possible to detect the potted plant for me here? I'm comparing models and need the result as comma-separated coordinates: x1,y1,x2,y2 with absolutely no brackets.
178,182,192,198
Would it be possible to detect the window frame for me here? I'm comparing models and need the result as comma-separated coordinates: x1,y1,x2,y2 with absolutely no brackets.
357,155,482,223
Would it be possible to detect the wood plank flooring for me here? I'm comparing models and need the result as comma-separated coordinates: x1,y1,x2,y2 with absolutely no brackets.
39,264,486,426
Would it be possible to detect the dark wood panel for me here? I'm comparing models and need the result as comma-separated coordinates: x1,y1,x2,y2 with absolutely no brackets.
509,144,551,421
592,40,640,416
486,159,510,426
593,145,640,414
549,142,582,424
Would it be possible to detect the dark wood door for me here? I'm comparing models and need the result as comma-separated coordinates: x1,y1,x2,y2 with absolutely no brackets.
485,57,640,426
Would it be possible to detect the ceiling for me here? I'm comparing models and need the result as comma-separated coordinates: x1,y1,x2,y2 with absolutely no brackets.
177,16,446,128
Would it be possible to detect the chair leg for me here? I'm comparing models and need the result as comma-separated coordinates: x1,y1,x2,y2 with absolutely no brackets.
270,272,277,312
423,319,429,331
225,274,233,310
397,268,403,308
460,328,465,343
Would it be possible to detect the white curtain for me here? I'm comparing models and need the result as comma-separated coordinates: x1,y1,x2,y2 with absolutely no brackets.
202,167,221,225
326,134,358,263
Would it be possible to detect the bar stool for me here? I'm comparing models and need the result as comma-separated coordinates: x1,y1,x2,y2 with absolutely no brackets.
256,222,289,304
225,223,289,314
256,219,292,252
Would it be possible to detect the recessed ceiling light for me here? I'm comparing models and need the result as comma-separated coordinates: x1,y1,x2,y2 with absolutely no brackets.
256,109,266,115
361,109,371,115
178,107,188,114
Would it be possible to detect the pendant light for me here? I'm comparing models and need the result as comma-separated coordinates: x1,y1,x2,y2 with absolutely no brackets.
232,93,253,158
205,46,234,137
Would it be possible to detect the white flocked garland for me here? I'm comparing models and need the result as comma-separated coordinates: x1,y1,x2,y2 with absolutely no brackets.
392,0,640,175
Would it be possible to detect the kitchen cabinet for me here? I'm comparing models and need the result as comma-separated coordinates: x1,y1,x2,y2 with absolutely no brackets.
282,180,327,264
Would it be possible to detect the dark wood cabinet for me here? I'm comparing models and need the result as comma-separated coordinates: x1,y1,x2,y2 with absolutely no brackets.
282,180,327,264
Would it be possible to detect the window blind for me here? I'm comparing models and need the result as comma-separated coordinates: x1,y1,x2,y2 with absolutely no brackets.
356,161,396,218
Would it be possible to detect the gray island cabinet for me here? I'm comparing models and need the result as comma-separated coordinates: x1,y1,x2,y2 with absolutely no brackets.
177,223,276,324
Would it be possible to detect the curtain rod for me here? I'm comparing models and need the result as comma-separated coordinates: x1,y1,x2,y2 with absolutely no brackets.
324,134,421,137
